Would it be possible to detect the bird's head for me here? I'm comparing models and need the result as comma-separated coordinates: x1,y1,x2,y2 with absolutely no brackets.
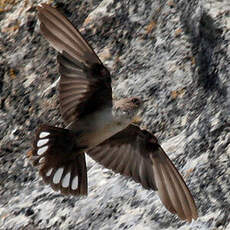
113,97,143,123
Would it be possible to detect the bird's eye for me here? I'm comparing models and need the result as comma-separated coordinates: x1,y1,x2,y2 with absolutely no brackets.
131,98,140,105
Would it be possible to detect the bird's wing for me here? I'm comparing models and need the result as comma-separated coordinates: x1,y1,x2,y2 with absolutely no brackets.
37,4,112,124
87,125,198,222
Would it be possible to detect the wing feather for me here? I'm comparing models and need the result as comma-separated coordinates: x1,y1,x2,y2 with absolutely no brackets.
37,4,112,124
87,125,198,222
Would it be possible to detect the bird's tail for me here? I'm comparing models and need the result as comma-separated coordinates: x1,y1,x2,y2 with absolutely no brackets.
28,125,88,195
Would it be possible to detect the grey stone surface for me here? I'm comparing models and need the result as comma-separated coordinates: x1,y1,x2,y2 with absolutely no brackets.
0,0,229,229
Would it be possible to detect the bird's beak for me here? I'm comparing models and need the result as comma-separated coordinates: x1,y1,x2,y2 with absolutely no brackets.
132,114,142,125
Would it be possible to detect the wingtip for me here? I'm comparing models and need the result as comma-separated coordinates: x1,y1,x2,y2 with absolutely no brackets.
192,210,199,221
37,3,54,15
37,4,47,19
37,3,45,11
37,3,50,9
177,209,198,222
149,144,199,222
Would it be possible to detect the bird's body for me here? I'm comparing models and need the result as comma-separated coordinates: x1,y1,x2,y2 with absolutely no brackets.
69,102,136,148
29,4,198,222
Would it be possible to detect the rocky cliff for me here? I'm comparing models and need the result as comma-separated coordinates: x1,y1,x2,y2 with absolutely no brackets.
0,0,229,229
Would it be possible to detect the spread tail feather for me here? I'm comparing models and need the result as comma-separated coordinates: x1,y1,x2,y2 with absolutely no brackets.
29,125,88,195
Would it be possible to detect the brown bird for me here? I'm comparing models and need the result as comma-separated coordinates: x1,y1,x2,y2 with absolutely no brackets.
30,4,198,222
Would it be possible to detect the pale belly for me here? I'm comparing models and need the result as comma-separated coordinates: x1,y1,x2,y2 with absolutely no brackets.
68,106,130,148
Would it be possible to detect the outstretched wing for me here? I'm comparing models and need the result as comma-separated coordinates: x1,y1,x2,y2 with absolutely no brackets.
37,4,112,124
87,125,198,222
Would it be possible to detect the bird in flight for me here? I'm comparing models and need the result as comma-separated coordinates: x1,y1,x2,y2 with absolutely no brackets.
30,4,198,222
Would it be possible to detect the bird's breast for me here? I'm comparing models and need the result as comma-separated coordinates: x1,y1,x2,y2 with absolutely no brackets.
72,106,130,148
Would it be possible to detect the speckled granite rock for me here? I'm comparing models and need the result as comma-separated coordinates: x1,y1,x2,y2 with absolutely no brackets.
0,0,229,229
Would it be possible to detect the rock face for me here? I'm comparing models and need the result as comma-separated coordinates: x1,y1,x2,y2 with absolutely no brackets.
0,0,229,229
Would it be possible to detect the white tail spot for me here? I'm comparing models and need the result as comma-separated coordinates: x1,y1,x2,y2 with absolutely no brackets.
37,139,49,147
53,168,64,184
39,132,49,138
37,146,48,155
71,176,78,190
46,168,53,177
62,172,71,188
38,157,45,164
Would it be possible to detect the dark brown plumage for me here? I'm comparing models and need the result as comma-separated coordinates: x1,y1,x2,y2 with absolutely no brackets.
30,4,198,222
